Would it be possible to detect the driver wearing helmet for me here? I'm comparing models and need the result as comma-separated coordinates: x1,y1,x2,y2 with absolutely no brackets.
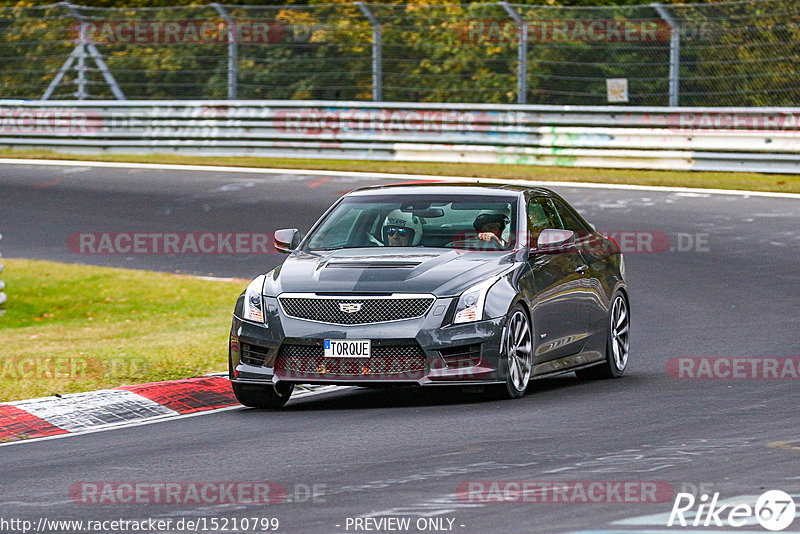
380,209,423,247
473,211,509,247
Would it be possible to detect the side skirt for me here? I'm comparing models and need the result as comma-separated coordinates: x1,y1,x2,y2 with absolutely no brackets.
531,351,605,379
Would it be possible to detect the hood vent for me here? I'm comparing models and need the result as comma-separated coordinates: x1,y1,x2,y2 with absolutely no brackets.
325,261,421,269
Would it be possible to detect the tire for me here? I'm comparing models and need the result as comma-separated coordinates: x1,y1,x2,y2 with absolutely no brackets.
494,303,533,399
232,382,294,409
576,291,630,380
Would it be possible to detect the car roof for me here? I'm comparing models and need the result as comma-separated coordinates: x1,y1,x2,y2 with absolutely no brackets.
346,182,555,197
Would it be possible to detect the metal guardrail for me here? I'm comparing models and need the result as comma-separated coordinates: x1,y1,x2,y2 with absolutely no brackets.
2,100,800,173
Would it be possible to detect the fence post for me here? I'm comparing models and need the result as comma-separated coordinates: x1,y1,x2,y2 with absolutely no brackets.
652,3,680,107
499,2,527,105
356,2,382,101
75,23,88,99
0,232,5,317
212,3,237,100
43,2,125,100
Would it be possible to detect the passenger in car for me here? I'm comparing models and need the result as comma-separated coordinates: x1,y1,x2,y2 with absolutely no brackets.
473,212,509,247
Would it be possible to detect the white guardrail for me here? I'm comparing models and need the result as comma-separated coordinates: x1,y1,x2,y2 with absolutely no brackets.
2,100,800,173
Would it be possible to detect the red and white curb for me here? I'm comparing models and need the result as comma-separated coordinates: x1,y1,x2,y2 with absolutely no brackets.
0,376,348,446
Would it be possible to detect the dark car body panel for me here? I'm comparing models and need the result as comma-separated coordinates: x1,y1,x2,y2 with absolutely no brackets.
261,249,520,298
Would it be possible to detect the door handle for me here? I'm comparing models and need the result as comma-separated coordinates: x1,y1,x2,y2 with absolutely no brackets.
576,265,588,274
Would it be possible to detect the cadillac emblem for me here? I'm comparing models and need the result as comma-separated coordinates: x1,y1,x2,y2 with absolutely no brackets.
339,302,362,313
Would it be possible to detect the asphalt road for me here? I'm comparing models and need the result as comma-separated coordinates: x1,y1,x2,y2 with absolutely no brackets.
1,162,800,534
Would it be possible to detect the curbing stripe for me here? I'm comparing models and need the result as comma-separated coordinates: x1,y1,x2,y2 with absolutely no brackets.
1,157,799,199
117,376,237,414
0,405,245,448
0,404,67,442
10,389,177,433
0,376,352,446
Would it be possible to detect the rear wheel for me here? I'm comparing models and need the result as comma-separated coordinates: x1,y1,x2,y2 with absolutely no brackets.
232,382,294,409
495,304,533,399
576,292,629,380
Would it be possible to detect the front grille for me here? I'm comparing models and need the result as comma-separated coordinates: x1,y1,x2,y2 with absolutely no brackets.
275,344,427,377
240,343,270,366
279,296,434,325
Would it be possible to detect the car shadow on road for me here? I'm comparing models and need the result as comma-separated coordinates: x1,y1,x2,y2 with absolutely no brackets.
276,374,601,411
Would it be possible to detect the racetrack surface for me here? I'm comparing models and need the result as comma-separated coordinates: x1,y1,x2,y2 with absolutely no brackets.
1,163,800,533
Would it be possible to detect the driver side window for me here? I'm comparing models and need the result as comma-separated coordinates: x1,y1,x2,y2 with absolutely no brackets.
528,198,561,227
527,197,561,246
552,199,590,234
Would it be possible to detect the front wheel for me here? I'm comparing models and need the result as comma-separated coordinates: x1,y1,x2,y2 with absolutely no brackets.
495,303,533,399
576,291,629,380
232,382,294,409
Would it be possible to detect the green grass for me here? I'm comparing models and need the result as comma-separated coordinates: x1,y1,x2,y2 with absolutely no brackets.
2,148,799,194
0,259,245,402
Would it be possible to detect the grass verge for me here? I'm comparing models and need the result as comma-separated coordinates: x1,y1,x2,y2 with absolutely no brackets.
0,258,244,402
1,148,800,194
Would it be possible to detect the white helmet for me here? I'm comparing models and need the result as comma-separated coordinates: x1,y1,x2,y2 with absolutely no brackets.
382,209,423,246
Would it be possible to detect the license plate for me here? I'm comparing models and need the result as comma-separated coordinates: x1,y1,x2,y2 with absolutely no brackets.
324,339,371,358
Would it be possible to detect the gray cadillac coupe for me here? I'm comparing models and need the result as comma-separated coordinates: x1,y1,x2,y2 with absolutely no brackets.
229,184,629,408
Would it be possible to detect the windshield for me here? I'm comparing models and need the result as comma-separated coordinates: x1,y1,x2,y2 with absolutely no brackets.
303,194,519,252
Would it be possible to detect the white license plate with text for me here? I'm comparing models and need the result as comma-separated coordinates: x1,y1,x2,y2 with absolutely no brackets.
323,339,371,358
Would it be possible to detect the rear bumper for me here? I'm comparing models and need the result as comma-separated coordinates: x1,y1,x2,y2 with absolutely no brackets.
229,296,507,386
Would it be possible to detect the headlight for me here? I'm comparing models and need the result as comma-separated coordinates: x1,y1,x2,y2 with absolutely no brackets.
453,278,498,324
243,275,266,322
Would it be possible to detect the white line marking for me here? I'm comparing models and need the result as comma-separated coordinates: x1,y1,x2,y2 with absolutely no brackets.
61,166,91,174
2,157,799,199
569,530,800,534
191,275,246,282
0,385,352,448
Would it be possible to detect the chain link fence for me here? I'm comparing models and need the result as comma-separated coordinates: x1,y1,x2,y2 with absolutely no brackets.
0,0,799,106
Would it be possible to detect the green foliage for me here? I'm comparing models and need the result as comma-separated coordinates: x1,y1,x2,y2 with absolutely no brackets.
0,258,244,401
0,0,798,105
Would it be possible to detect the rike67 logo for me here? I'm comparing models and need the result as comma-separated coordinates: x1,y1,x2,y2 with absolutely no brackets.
668,490,796,531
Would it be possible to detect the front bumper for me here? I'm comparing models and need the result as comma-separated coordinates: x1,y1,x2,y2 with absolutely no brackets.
229,296,506,386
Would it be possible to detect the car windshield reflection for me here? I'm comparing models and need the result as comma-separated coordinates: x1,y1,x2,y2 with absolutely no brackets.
303,195,518,252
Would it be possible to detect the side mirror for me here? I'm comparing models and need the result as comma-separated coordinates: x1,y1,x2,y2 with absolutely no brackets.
535,229,575,254
274,228,301,254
